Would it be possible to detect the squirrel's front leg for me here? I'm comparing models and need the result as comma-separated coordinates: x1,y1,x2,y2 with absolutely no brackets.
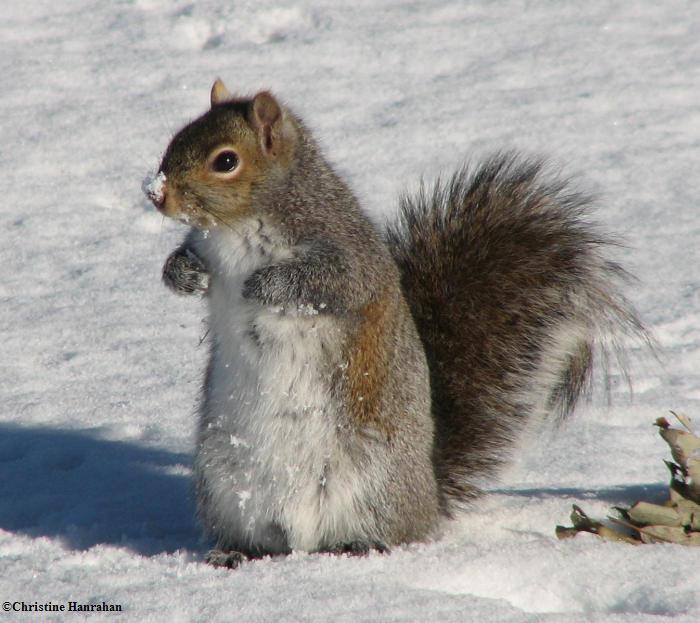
162,246,210,296
242,262,317,310
242,241,359,313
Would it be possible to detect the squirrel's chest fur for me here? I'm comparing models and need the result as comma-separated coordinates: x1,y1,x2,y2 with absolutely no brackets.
192,224,382,555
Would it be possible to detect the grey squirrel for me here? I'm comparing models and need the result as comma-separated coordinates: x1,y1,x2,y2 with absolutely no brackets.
144,79,646,567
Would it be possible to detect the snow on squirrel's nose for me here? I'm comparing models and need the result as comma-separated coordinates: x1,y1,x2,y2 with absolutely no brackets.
142,171,167,208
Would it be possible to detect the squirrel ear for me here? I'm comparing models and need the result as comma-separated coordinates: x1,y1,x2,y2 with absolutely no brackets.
210,78,233,107
252,91,282,126
251,91,288,159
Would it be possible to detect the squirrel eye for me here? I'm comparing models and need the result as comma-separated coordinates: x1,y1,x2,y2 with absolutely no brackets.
211,150,239,173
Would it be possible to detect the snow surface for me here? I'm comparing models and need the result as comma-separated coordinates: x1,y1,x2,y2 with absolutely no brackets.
1,0,699,621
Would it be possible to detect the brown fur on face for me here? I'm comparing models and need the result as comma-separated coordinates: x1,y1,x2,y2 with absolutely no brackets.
160,139,268,228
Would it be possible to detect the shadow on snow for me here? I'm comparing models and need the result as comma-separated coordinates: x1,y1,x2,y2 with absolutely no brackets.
0,424,200,555
0,424,667,556
488,482,670,506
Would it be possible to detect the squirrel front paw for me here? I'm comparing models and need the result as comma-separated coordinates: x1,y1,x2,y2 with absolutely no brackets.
162,248,210,296
242,265,294,307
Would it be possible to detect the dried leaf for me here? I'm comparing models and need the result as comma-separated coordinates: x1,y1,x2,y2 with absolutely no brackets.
557,506,640,544
627,501,680,527
675,499,700,530
688,458,700,500
638,524,700,546
569,505,597,531
555,525,579,540
659,427,700,470
669,488,684,504
655,416,670,430
670,480,700,506
596,525,641,544
664,459,681,480
606,516,645,544
669,411,694,434
556,413,700,547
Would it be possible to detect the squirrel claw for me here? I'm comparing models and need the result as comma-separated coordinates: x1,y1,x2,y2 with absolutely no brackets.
204,549,247,569
322,540,390,557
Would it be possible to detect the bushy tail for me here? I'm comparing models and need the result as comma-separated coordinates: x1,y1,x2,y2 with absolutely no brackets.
384,153,647,513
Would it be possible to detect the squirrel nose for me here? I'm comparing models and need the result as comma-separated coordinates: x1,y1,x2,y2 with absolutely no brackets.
142,171,168,209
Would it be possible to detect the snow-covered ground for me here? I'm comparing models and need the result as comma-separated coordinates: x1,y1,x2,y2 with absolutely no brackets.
1,1,698,620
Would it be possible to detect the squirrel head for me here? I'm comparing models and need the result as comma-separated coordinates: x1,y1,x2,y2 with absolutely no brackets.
146,80,299,229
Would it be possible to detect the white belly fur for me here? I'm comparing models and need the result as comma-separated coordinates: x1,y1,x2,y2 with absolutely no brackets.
193,225,373,554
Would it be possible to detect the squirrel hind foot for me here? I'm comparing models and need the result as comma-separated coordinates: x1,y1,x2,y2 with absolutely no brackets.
204,549,248,569
319,540,390,557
